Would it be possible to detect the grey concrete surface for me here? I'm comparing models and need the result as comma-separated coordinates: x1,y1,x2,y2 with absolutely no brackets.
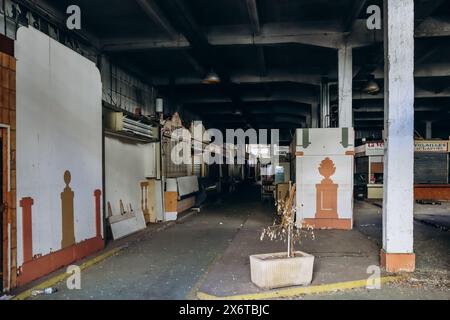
35,195,253,300
31,186,449,300
198,204,380,297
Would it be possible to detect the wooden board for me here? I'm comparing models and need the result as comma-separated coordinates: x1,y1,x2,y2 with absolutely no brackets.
177,196,195,213
164,191,178,213
146,179,157,223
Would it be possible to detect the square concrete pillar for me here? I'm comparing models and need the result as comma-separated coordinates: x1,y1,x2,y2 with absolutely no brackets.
311,104,319,128
382,0,415,272
425,121,433,139
338,46,353,128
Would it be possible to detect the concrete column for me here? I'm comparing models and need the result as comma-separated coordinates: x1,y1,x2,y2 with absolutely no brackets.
338,46,353,128
320,82,330,128
381,0,415,272
311,104,319,128
425,121,433,139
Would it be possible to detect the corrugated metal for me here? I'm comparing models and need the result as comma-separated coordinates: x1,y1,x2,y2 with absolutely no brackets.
414,153,449,184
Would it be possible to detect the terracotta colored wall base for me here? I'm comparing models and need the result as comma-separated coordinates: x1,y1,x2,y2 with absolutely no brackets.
380,249,416,273
414,185,450,201
303,218,353,230
16,236,104,287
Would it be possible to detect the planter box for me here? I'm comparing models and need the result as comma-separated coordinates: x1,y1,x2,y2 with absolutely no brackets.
250,251,314,289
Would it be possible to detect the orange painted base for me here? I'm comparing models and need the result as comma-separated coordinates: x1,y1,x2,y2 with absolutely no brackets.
414,184,450,201
380,249,416,273
17,236,104,287
303,218,353,230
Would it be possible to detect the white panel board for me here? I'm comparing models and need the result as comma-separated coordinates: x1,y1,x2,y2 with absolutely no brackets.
296,128,355,155
296,155,354,221
105,136,155,230
109,214,145,240
15,27,103,266
176,176,199,197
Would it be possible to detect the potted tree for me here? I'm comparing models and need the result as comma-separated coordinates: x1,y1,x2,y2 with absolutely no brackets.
250,183,315,289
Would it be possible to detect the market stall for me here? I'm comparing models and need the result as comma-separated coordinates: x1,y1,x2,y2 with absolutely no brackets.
355,142,384,199
355,140,450,201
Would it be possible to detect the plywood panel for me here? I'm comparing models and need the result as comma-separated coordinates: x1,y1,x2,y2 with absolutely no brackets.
164,192,178,213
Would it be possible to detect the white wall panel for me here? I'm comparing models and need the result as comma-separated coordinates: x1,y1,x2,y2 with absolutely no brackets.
15,27,102,266
105,136,155,225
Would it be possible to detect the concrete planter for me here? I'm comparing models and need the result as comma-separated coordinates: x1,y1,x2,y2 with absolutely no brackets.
250,251,314,289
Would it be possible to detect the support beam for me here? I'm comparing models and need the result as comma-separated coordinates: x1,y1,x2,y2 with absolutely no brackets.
338,46,353,127
17,0,100,48
344,0,369,32
311,104,320,128
152,71,322,86
425,121,433,139
135,0,179,39
382,0,415,273
320,82,331,128
415,0,447,26
352,88,450,100
373,63,450,79
415,17,450,37
135,0,205,75
100,17,450,52
246,0,261,35
257,47,267,77
178,95,318,105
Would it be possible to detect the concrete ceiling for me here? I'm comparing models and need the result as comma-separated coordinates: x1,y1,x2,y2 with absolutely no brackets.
29,0,450,138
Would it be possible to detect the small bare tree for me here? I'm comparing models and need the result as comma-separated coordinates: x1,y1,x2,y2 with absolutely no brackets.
260,183,314,258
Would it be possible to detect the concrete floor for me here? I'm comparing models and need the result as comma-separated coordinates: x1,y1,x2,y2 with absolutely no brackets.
33,184,449,300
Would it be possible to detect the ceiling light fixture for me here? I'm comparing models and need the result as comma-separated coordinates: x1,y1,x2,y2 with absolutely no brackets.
202,69,221,84
363,79,380,95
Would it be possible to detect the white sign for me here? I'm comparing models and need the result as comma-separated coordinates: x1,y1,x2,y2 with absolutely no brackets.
414,141,449,153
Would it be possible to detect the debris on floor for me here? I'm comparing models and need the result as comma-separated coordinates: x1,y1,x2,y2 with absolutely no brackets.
31,287,58,297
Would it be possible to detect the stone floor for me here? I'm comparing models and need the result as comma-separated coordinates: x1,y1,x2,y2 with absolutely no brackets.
25,184,450,300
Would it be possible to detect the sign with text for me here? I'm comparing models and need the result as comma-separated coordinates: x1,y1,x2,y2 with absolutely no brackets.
414,141,449,153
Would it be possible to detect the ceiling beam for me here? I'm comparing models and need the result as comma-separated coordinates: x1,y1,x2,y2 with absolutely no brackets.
101,16,450,52
180,95,318,105
244,0,267,77
163,0,246,117
17,0,100,48
354,107,446,112
373,63,450,78
415,0,447,26
135,0,179,39
352,88,450,100
343,0,369,32
415,17,450,37
100,21,345,51
416,43,443,65
151,71,322,86
256,47,267,77
246,0,261,35
135,0,204,75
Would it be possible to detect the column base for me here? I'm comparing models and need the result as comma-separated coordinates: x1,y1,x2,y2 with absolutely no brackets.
380,249,416,273
303,218,352,230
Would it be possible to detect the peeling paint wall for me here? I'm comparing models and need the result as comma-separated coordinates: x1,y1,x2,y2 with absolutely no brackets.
15,27,103,268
